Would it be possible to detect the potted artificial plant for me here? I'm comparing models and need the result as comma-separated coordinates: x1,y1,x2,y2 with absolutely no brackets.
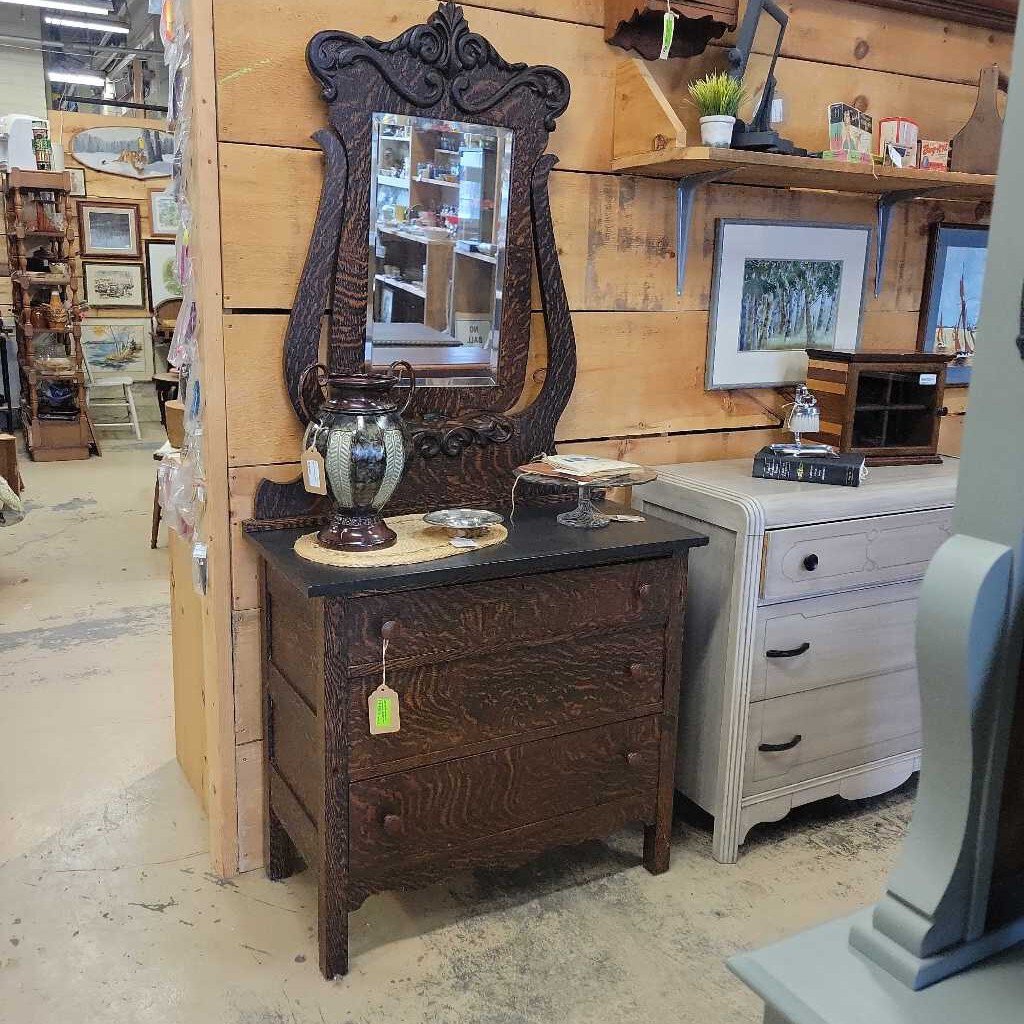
688,72,745,148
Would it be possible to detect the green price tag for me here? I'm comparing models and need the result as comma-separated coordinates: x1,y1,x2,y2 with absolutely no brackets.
659,9,678,59
368,683,401,735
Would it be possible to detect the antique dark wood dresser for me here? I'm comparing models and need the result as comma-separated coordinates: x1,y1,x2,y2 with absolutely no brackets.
246,511,706,978
242,3,708,977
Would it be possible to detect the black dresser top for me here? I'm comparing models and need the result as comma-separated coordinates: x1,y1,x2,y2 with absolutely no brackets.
244,504,708,599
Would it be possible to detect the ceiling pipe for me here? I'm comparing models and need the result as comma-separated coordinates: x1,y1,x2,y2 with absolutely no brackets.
0,30,162,56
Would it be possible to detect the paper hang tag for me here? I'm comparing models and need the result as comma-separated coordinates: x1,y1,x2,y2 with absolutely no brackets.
368,683,401,735
659,5,679,59
301,446,327,495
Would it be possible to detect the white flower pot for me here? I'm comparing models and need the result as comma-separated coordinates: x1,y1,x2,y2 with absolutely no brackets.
700,115,736,148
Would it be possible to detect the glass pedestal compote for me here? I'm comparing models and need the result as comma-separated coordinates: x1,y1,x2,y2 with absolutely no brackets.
513,466,657,529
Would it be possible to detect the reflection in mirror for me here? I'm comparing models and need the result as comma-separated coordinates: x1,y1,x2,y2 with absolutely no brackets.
739,10,783,128
366,113,514,388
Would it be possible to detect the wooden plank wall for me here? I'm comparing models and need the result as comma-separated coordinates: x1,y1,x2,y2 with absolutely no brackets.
206,0,1005,871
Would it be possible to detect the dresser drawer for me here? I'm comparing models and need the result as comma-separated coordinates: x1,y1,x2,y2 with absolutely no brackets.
744,670,921,796
750,581,921,702
349,628,665,776
760,508,952,603
349,717,660,869
345,559,676,671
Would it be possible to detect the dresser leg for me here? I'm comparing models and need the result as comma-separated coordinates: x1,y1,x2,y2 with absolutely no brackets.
319,899,349,979
643,821,670,874
711,818,741,865
265,807,303,881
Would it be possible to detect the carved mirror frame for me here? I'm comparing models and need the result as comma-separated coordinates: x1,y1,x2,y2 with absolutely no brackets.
253,2,577,525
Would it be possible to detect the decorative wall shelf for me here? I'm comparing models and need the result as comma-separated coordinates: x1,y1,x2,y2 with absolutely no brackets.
610,57,998,296
604,0,737,59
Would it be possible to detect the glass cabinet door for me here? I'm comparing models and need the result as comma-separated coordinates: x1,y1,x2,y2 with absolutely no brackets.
851,369,941,451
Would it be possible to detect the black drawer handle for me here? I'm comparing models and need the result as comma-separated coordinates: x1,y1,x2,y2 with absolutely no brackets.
803,554,819,571
766,642,811,659
759,735,803,753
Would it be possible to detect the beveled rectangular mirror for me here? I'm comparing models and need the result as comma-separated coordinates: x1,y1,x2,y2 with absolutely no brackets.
366,113,513,387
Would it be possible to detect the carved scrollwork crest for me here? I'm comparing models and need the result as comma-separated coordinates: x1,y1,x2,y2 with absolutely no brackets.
307,1,570,129
412,412,517,459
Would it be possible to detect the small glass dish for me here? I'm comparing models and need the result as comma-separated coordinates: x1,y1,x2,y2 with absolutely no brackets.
423,508,504,538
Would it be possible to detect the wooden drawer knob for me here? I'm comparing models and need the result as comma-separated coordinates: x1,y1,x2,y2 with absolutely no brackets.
380,620,400,639
637,582,651,598
382,813,403,836
629,662,644,678
624,751,642,767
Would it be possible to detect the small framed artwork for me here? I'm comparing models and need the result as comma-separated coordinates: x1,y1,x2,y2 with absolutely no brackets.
81,318,154,381
83,261,146,308
149,187,180,237
918,224,988,386
78,201,141,258
707,220,871,390
67,168,87,197
146,240,184,308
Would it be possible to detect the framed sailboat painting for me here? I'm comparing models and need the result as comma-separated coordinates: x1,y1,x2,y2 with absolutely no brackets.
919,224,989,385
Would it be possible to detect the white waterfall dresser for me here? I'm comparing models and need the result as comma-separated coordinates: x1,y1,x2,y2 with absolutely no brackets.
634,457,959,863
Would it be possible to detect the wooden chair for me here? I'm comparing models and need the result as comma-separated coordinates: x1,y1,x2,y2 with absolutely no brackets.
83,359,142,440
152,298,182,361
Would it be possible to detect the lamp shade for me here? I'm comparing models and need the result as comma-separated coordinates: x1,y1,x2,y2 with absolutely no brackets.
786,385,820,435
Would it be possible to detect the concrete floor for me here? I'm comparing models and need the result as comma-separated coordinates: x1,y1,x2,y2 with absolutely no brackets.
0,437,917,1024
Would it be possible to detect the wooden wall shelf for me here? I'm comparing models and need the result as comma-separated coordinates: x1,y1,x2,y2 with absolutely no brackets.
613,145,997,201
856,0,1017,33
610,56,998,297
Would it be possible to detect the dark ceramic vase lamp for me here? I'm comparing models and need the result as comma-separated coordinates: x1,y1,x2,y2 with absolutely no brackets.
299,360,415,551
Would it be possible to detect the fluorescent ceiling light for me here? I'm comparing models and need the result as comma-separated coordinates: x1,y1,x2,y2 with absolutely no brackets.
0,0,111,14
48,70,107,86
45,16,129,34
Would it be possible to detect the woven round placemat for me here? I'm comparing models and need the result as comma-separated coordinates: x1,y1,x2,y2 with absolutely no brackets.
293,513,508,568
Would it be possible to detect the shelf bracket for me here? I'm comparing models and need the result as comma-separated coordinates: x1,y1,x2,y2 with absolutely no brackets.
677,169,735,296
875,187,953,297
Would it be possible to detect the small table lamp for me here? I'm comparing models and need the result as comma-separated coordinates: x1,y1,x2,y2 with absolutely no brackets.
768,384,838,457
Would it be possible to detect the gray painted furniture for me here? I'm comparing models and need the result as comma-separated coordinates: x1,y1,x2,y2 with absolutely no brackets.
728,6,1024,1015
730,910,1024,1024
634,458,959,863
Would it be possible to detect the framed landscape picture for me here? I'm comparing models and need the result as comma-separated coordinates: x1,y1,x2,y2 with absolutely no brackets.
70,126,173,179
83,262,146,308
78,201,141,258
919,224,988,386
81,318,154,382
707,220,871,390
149,188,180,237
146,240,184,308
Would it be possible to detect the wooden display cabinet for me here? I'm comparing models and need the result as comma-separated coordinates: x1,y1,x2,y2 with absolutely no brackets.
805,350,955,466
